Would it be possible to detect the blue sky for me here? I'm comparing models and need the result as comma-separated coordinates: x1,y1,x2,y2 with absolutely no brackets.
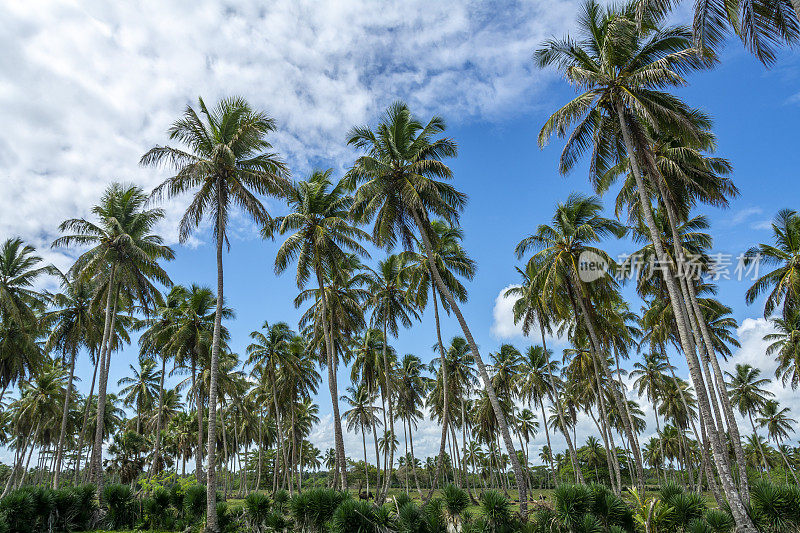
2,0,799,462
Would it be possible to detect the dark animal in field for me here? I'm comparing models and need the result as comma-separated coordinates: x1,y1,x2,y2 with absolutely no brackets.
539,494,547,501
359,491,373,500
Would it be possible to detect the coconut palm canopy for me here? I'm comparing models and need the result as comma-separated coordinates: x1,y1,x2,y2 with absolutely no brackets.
1,0,800,531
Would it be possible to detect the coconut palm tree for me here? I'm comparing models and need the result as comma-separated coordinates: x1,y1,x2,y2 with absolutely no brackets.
271,169,370,490
246,321,294,493
402,220,475,494
515,193,641,492
43,274,100,488
0,238,53,402
53,183,173,488
341,383,379,492
745,209,800,318
362,254,418,500
631,352,671,481
170,285,232,484
2,358,67,495
137,285,187,477
396,352,428,497
727,364,774,475
757,400,799,483
346,101,530,512
535,3,753,525
765,307,800,389
141,96,288,530
118,357,160,435
638,0,800,65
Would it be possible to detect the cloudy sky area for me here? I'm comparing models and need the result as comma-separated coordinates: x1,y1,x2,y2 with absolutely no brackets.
2,0,800,465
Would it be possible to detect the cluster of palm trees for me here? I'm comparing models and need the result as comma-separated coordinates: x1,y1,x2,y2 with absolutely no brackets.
1,0,800,529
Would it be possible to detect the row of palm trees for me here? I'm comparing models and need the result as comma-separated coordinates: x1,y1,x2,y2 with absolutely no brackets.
2,0,800,529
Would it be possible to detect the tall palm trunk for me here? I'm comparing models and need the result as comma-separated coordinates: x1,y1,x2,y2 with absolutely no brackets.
149,355,167,479
53,347,77,488
539,400,556,487
538,321,583,483
316,267,347,490
192,361,205,484
256,405,263,491
749,414,771,476
372,419,382,497
615,102,755,532
407,418,424,497
380,314,395,502
74,349,99,483
427,286,450,501
667,359,724,504
412,211,528,515
361,423,369,496
774,438,800,484
205,201,225,532
568,276,642,492
90,270,118,489
651,156,750,500
270,367,289,494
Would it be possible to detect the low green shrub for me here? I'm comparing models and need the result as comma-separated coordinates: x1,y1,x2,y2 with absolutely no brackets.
101,483,135,530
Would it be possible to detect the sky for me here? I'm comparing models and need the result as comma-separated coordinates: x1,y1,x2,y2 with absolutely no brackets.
2,0,800,466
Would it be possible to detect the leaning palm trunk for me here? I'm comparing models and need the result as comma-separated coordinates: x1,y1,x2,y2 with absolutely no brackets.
568,277,642,492
539,321,584,484
53,347,77,489
615,102,755,532
749,415,771,477
316,267,348,490
205,204,225,532
667,360,724,505
413,211,528,515
90,271,119,489
652,172,751,501
427,286,450,501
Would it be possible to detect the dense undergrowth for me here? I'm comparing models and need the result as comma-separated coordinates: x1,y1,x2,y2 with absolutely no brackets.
0,480,798,532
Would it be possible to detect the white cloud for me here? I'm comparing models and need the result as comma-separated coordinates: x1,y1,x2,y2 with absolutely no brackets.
1,0,580,258
728,207,763,226
490,285,567,346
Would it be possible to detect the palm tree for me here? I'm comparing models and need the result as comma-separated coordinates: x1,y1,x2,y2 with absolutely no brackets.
631,352,671,481
342,384,379,496
3,359,67,495
246,321,294,493
535,4,753,526
727,364,774,475
43,274,99,488
765,307,800,389
0,238,53,401
402,220,475,495
757,400,799,483
53,183,173,488
271,169,369,490
137,285,187,477
518,345,560,485
515,193,642,492
118,357,160,434
142,96,288,530
363,254,418,499
171,285,232,484
745,209,800,318
396,352,427,497
640,0,800,65
347,101,530,512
